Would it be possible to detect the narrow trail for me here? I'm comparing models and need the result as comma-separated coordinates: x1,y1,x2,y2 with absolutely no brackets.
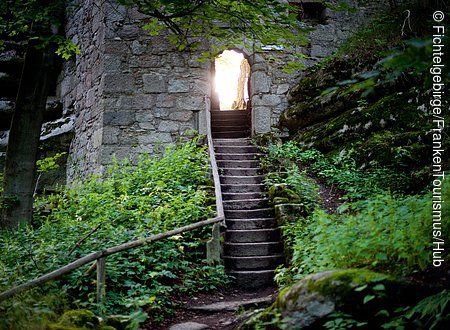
145,286,277,330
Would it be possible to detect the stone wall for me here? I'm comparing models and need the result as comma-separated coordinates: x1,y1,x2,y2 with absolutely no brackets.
100,2,210,166
62,0,106,181
63,0,211,181
62,0,393,181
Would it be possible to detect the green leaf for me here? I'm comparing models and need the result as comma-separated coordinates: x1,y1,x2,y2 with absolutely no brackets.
363,295,376,304
373,284,386,291
355,284,368,292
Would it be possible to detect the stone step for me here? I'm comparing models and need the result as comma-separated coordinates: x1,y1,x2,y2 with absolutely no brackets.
187,296,274,313
220,175,264,185
220,167,260,176
222,192,265,201
223,198,269,210
221,183,266,193
211,110,248,118
224,255,284,270
225,228,281,243
224,241,283,257
225,218,278,230
212,125,249,133
225,208,274,219
215,145,258,154
227,270,276,288
217,160,260,168
213,138,251,146
216,153,261,161
211,118,250,127
212,131,250,139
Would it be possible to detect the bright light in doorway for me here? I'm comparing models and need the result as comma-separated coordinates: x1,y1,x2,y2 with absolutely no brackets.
215,50,244,110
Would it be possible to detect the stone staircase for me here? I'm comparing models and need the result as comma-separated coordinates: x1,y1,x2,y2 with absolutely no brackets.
211,110,283,288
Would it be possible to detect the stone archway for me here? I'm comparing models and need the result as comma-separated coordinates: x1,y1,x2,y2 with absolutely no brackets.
211,49,251,112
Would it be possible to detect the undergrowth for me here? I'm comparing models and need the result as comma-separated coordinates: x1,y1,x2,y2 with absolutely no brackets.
0,139,231,329
262,140,410,201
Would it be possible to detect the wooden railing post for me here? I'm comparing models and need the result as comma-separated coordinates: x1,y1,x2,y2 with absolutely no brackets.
96,257,106,304
206,223,222,264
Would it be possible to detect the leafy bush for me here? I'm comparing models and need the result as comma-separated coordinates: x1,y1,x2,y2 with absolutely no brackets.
265,165,319,214
0,140,231,328
276,177,450,286
383,289,450,329
262,141,410,200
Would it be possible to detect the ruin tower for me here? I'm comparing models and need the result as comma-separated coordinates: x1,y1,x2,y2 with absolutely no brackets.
56,0,387,182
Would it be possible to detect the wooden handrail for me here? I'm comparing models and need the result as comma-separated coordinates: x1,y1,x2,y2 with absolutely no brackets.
0,216,223,302
205,96,224,219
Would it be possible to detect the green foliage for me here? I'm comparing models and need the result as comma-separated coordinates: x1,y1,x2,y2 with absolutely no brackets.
55,37,81,60
382,290,450,329
58,309,99,328
0,286,69,330
117,0,308,67
36,152,67,173
324,312,367,329
0,0,79,58
265,165,319,214
0,140,231,328
277,182,450,287
262,141,409,201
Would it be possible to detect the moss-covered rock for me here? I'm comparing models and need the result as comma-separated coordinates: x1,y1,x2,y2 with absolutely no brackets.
57,310,100,329
101,315,132,330
244,269,427,329
268,183,301,203
47,324,86,330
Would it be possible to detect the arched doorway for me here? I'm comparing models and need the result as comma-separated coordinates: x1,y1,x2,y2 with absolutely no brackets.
212,50,251,111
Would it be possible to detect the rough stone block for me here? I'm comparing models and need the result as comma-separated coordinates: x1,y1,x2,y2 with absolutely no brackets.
131,40,146,55
104,55,122,73
102,126,120,144
154,94,174,108
276,84,290,95
139,54,166,68
168,111,193,122
310,45,333,58
175,96,204,111
168,79,190,93
252,71,271,94
118,24,140,39
158,120,180,132
103,73,135,93
105,40,130,55
153,107,170,118
143,73,167,93
253,94,281,107
253,106,271,134
103,111,135,126
138,132,173,144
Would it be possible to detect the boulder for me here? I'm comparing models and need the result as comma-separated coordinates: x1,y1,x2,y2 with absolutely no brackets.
244,269,427,329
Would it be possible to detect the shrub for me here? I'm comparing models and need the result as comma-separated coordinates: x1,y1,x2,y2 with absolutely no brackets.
276,177,450,286
0,139,231,328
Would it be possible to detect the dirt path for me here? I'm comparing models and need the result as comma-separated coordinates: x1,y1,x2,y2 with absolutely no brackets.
143,286,277,330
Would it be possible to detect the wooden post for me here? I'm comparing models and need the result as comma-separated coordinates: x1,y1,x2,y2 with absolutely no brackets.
96,257,106,304
206,223,222,264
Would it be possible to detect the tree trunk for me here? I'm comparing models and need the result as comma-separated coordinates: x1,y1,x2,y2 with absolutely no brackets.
1,42,54,229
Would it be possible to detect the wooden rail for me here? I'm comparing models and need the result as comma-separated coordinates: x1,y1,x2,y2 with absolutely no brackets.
0,216,223,302
205,96,224,219
205,95,225,264
0,96,226,304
